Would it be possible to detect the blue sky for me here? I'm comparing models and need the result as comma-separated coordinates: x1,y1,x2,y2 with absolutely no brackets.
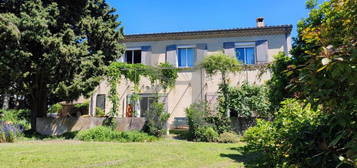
107,0,324,38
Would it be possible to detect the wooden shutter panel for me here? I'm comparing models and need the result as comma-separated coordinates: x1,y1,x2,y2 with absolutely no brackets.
196,43,207,65
223,42,235,57
256,40,268,63
166,45,177,66
141,46,151,65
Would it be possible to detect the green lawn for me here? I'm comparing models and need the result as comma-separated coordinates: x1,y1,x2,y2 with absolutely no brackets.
0,139,247,168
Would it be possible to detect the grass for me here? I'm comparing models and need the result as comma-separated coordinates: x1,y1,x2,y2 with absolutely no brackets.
0,139,248,168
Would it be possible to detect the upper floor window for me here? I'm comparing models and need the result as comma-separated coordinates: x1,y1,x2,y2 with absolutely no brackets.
177,47,196,68
235,42,256,64
125,50,141,64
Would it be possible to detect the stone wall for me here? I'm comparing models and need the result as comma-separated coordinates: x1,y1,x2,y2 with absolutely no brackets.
36,117,146,136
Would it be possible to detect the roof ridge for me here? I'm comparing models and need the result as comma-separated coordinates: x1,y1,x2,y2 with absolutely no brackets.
124,24,293,36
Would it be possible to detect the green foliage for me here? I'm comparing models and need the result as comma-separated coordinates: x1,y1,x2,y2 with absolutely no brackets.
273,0,357,166
217,132,240,143
158,63,178,90
72,102,89,115
200,53,242,134
0,109,30,129
194,126,219,142
266,52,294,111
106,62,178,116
200,53,241,79
221,83,271,118
48,103,62,114
185,102,233,142
186,102,210,140
95,107,105,117
0,0,125,130
0,131,15,143
75,126,157,142
243,99,327,167
144,102,170,137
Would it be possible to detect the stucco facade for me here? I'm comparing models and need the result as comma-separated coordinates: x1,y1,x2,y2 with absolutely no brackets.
87,24,292,128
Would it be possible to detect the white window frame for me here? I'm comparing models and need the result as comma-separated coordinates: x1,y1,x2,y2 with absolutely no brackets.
125,47,142,64
234,42,256,64
126,93,158,118
176,45,196,68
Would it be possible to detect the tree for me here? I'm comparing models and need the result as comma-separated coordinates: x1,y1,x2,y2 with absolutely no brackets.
266,52,294,111
268,0,357,166
0,0,124,130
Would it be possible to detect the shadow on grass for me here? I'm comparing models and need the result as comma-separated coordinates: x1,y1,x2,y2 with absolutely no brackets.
220,146,264,168
23,130,78,140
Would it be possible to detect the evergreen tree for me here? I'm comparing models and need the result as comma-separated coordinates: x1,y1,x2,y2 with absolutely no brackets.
0,0,125,130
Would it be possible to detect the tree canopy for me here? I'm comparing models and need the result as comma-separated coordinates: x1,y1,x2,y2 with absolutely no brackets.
0,0,125,129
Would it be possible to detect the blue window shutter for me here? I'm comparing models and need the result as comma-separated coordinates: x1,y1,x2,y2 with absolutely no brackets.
166,45,177,66
223,42,235,57
256,40,268,63
141,46,151,51
223,42,235,49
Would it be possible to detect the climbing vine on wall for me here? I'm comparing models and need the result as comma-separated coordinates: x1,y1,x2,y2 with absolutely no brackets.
105,62,178,117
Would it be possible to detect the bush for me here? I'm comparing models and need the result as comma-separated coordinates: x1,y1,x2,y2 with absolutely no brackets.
221,82,271,118
0,109,30,130
144,102,170,137
243,99,329,167
195,126,219,142
73,102,89,115
217,132,240,143
75,126,157,142
0,122,23,143
186,102,210,140
48,103,63,114
95,107,105,116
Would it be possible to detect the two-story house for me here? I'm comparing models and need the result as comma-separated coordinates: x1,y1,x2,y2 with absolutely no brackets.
88,18,292,128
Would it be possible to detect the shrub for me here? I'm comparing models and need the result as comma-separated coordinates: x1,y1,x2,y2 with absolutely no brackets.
144,102,170,137
95,107,105,116
223,82,271,118
243,99,329,167
0,122,23,143
72,102,89,115
75,126,157,142
186,102,210,140
0,109,30,130
194,126,219,142
48,103,63,114
217,132,240,143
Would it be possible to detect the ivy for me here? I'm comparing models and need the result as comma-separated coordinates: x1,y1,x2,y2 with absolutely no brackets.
105,62,178,117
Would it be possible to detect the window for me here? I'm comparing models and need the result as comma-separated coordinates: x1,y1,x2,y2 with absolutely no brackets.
125,50,141,64
236,47,255,64
96,94,106,112
234,42,256,64
126,94,158,117
177,47,195,67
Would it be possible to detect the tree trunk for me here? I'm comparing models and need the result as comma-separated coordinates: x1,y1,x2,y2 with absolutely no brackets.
30,83,48,132
2,94,10,110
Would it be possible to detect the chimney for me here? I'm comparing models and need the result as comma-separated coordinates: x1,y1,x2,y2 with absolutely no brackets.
256,17,265,27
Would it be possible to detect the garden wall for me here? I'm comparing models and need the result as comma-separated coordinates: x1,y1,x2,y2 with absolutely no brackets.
36,117,146,136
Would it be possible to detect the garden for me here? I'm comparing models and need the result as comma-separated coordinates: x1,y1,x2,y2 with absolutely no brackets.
1,0,356,168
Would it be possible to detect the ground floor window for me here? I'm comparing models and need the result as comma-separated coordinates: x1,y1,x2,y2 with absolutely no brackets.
126,94,159,117
96,94,106,111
